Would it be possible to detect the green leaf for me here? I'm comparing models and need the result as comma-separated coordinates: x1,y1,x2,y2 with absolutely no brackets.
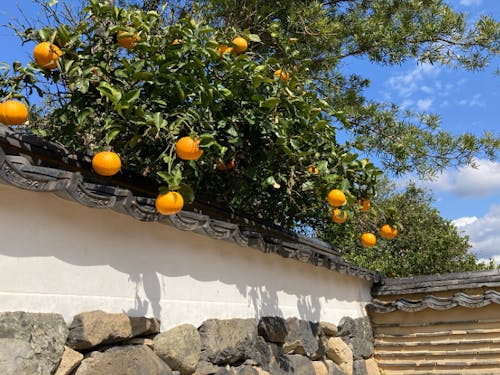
340,179,351,191
261,97,280,110
134,71,154,81
122,89,141,105
97,82,122,104
157,171,171,183
106,128,121,145
301,181,315,191
248,34,261,42
178,183,195,203
290,139,301,150
77,108,92,125
152,112,166,130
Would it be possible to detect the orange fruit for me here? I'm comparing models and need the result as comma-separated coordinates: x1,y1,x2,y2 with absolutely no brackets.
307,165,319,174
0,100,28,126
171,39,182,45
176,136,203,160
274,69,290,82
92,151,122,176
217,45,228,55
380,224,398,240
216,159,236,171
117,31,141,49
327,189,346,207
232,36,248,54
358,198,370,212
217,45,234,57
33,42,62,70
360,233,376,248
156,191,184,215
332,209,347,224
226,160,236,170
0,103,5,124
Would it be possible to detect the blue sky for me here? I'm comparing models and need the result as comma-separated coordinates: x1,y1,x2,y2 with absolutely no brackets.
340,1,500,262
1,1,499,261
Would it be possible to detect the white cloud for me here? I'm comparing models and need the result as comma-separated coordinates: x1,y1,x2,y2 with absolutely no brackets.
459,0,483,6
420,85,433,94
457,93,486,108
430,159,500,198
399,99,414,109
453,205,500,260
416,98,433,111
387,63,440,98
453,216,478,228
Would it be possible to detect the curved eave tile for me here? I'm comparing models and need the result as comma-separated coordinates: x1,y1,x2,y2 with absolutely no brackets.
367,290,500,313
0,138,381,282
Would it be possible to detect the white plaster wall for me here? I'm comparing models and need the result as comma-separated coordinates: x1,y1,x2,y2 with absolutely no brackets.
0,183,372,329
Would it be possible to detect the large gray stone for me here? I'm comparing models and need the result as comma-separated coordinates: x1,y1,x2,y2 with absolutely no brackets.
67,310,160,350
283,318,324,359
313,361,345,375
194,360,219,375
258,317,287,343
154,323,201,375
233,365,259,375
319,322,338,337
326,360,346,375
352,359,367,375
269,354,315,374
74,345,173,374
0,311,68,375
338,318,373,359
199,319,270,367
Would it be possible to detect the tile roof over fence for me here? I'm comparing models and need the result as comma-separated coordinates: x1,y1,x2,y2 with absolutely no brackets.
0,124,382,282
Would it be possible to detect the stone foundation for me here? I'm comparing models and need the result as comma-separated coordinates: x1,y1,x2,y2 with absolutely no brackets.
0,311,380,375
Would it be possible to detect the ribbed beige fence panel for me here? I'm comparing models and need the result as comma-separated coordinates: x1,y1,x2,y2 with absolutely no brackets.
372,310,500,374
369,270,500,375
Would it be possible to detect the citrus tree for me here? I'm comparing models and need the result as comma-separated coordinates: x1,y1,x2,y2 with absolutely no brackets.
0,0,380,228
198,0,500,175
317,181,494,277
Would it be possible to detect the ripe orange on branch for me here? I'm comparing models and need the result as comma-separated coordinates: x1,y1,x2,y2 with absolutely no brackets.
360,233,377,248
0,100,28,126
307,165,319,174
380,224,398,239
176,137,203,160
274,69,290,82
216,159,236,171
33,42,62,70
231,36,248,54
156,191,184,215
357,198,370,212
117,31,141,49
217,45,234,57
327,189,346,207
332,209,348,224
92,151,121,176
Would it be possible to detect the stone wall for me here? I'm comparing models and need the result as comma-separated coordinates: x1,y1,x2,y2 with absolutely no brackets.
0,311,380,375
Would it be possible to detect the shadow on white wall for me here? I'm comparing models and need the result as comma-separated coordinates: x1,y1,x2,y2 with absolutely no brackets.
0,185,370,326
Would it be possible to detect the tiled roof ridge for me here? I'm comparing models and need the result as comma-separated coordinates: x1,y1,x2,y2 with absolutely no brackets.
372,269,500,296
0,125,382,282
367,290,500,313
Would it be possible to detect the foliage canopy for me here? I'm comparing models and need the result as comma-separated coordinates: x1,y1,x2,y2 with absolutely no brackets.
317,181,493,277
0,0,499,243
